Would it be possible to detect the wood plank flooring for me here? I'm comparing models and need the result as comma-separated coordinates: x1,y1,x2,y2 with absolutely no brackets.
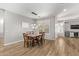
0,37,3,48
0,37,79,56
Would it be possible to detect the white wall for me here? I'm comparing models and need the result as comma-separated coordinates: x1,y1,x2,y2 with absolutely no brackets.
36,16,55,40
0,10,4,38
22,19,35,33
50,16,55,40
64,20,79,32
4,10,34,45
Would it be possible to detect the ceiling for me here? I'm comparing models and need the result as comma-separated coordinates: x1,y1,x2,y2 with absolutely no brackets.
0,3,79,20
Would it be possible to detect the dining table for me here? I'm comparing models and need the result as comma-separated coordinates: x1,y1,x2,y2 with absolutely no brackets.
27,34,42,47
27,34,42,37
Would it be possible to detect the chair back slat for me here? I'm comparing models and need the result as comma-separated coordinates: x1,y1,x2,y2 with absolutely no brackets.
23,33,29,41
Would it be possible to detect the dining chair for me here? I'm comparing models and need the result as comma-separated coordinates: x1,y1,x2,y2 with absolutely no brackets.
23,33,28,47
23,33,33,47
36,35,43,46
31,36,38,47
42,32,45,44
39,32,45,44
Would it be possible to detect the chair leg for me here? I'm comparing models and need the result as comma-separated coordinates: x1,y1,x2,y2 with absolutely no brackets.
40,39,43,45
29,41,32,47
24,41,29,48
24,41,26,47
32,40,34,47
24,41,27,47
27,42,29,47
38,40,42,46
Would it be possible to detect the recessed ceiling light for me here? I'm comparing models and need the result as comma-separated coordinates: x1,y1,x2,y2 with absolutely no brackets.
63,9,67,12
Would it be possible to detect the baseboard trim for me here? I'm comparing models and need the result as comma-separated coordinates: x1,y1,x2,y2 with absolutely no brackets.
4,40,23,46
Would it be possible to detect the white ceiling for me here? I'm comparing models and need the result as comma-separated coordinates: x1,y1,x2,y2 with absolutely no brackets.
0,3,79,20
57,3,79,21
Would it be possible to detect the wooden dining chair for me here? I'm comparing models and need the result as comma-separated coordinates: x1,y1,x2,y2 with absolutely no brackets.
42,32,45,44
39,32,45,44
30,36,38,47
23,33,33,47
36,35,43,46
23,33,28,47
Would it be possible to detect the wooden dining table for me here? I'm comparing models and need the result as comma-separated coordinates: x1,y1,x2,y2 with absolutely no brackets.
27,34,42,37
27,34,42,46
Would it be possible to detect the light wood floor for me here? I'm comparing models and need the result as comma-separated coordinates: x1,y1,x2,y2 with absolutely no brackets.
0,37,79,56
0,37,3,48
